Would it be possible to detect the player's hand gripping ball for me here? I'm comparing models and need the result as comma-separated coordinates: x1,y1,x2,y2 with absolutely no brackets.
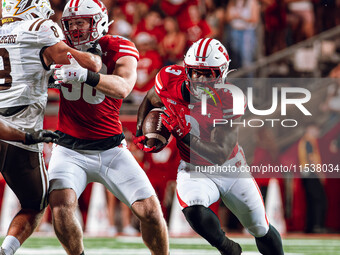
136,108,171,153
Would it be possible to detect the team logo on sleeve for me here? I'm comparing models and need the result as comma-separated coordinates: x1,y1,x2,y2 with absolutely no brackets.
14,0,35,16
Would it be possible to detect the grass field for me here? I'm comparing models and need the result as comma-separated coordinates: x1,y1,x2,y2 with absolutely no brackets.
1,234,340,255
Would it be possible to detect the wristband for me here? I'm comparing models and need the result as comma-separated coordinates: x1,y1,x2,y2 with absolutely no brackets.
86,70,100,87
24,132,33,145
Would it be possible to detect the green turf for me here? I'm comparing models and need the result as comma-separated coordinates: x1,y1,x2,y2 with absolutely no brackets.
1,235,340,254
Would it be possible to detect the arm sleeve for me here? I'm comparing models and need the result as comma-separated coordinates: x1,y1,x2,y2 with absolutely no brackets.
37,20,64,47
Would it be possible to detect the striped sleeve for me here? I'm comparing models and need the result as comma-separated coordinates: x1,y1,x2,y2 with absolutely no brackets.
115,37,139,61
154,71,163,95
118,44,139,60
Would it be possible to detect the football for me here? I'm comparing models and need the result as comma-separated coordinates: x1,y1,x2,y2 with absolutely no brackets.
142,108,171,153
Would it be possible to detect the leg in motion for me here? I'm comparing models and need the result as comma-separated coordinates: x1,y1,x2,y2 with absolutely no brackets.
49,189,84,255
0,144,48,255
1,209,45,255
225,177,284,255
131,195,169,255
183,205,242,255
255,224,284,255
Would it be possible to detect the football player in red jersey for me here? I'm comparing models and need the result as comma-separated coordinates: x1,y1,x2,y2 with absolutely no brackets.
134,38,284,255
49,1,169,255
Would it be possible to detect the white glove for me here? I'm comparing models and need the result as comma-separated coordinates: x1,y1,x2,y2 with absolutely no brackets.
51,52,88,84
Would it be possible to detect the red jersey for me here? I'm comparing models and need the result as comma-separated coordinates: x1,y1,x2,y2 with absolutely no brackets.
177,5,212,47
119,1,154,24
135,50,163,92
132,19,166,44
155,65,246,165
185,20,212,46
160,0,199,16
57,35,139,140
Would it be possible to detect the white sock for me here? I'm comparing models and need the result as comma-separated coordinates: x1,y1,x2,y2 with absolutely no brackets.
1,236,20,255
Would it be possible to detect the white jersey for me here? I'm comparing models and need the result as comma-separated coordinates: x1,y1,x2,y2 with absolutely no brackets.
0,18,63,151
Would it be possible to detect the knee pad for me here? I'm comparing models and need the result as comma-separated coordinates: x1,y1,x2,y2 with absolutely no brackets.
181,190,210,208
246,224,269,238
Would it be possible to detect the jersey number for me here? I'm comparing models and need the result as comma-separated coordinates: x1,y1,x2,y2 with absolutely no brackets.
0,48,12,90
61,83,105,104
51,26,59,38
165,66,182,76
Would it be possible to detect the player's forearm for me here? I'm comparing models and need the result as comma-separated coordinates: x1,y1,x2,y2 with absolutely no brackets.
136,97,154,132
136,88,164,132
182,133,237,165
0,122,25,142
95,74,134,99
45,41,102,72
69,50,102,73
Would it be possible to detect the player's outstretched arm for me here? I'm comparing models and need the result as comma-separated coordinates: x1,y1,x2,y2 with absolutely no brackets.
0,120,59,145
43,41,102,72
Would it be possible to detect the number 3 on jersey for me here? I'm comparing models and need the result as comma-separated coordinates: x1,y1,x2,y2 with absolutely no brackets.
61,83,105,104
165,66,182,76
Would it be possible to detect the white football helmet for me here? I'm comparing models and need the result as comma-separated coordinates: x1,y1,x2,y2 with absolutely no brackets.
2,0,54,21
61,0,109,48
184,38,231,99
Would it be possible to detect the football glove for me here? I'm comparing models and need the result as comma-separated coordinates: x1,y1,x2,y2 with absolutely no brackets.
133,129,159,152
51,52,88,84
24,130,60,145
161,106,191,139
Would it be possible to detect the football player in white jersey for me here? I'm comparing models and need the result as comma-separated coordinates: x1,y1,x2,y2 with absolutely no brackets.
48,1,169,255
0,0,101,254
133,38,284,255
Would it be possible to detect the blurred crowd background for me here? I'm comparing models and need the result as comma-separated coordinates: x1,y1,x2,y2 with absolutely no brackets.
1,0,340,237
46,0,340,104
